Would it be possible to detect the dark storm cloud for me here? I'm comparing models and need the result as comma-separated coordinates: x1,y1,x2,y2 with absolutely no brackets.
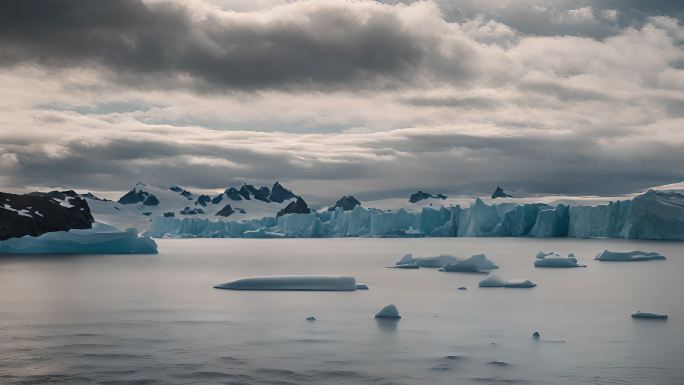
0,0,466,91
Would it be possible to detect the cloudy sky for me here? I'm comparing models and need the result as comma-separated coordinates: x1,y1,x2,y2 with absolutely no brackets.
1,0,683,202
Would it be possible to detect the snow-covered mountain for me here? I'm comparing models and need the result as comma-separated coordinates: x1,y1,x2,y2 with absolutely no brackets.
85,181,301,230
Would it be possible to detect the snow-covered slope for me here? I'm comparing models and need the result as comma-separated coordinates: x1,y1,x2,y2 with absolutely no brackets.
86,181,299,230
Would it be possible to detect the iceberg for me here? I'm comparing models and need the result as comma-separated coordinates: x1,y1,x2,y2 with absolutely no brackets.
594,250,666,261
0,222,157,254
394,254,460,268
479,275,536,288
534,252,586,268
631,311,668,319
440,262,489,273
375,304,401,319
213,275,362,291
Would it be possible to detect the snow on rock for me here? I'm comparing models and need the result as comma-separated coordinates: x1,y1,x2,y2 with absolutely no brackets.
595,250,666,261
0,222,157,254
631,311,668,319
479,275,536,288
534,252,586,268
375,304,401,319
213,275,361,291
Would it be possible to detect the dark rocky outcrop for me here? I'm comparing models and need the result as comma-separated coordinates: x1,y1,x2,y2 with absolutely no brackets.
224,187,242,201
215,204,235,217
118,187,160,206
269,182,296,203
276,196,311,217
491,186,513,199
328,196,361,211
211,194,224,204
195,195,211,207
0,190,94,240
238,184,271,202
409,191,447,203
180,207,204,215
80,192,110,202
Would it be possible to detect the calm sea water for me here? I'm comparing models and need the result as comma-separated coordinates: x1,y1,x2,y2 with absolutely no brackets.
1,238,682,385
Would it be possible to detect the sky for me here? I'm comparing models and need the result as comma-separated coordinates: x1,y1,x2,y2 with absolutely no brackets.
1,0,683,203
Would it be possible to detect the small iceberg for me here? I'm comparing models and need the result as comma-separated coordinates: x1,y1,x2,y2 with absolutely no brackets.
631,311,668,320
388,262,420,269
375,304,401,319
457,286,467,291
479,275,536,288
534,252,586,268
441,254,499,273
395,254,459,268
306,316,317,321
214,275,362,291
532,331,540,339
595,250,666,261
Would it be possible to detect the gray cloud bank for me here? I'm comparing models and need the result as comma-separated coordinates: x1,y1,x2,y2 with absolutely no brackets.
0,0,683,201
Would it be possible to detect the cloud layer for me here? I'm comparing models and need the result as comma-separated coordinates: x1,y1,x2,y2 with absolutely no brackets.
0,0,683,202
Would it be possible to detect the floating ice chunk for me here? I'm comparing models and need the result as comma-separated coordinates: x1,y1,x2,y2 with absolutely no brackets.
440,262,489,274
0,222,157,254
532,331,540,339
375,304,401,319
414,255,459,268
479,275,536,288
356,284,369,290
536,251,558,259
213,275,360,291
306,316,317,321
395,254,417,266
457,286,467,291
461,254,499,269
595,250,666,261
631,311,668,319
487,360,510,366
388,263,420,269
535,252,586,268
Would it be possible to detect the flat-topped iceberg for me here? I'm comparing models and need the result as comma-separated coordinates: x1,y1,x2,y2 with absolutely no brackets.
631,311,668,319
479,275,536,288
213,275,363,291
375,304,401,319
595,250,666,261
0,222,157,254
534,251,586,268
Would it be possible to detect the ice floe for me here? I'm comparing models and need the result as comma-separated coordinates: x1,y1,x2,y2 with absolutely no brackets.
631,311,668,319
479,275,536,288
595,250,666,261
213,275,362,291
534,251,586,268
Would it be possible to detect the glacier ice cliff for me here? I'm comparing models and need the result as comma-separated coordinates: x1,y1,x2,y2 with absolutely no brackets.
149,189,684,240
0,222,158,254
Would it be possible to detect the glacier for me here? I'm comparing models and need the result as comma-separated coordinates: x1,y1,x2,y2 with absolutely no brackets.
149,189,684,240
0,222,158,254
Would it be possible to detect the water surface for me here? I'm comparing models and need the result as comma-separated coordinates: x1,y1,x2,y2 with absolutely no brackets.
1,238,682,384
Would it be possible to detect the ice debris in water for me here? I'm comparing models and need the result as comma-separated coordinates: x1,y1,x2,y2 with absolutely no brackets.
375,304,401,319
534,251,586,268
479,275,536,288
214,275,362,291
395,253,498,271
532,331,540,339
457,286,467,291
306,316,317,321
595,250,666,261
631,311,668,319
